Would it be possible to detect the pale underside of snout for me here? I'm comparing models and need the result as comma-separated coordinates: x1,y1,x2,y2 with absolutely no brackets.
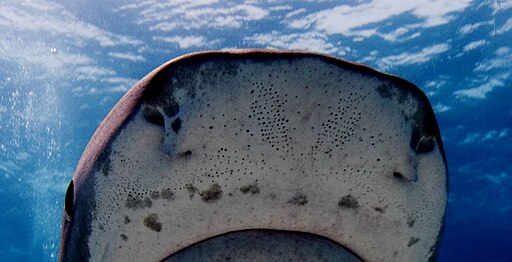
60,50,447,262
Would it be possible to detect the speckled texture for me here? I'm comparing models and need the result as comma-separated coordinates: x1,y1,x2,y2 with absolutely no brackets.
59,49,447,262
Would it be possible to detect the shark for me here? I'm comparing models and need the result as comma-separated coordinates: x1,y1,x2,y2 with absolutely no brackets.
59,49,447,262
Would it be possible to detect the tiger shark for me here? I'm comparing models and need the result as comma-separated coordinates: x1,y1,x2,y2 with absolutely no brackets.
59,49,447,261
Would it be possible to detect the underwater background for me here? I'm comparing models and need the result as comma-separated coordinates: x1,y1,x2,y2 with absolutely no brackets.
0,0,511,261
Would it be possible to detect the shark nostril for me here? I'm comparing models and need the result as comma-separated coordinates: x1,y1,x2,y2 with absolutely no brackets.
171,117,182,133
143,105,165,127
415,135,435,153
65,180,74,218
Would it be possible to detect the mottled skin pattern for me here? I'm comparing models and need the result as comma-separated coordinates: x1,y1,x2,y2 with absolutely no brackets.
59,49,447,262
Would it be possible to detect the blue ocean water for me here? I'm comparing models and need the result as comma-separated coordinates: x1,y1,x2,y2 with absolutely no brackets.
0,0,511,261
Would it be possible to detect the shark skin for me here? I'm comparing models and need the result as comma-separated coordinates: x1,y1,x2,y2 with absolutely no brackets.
60,49,447,262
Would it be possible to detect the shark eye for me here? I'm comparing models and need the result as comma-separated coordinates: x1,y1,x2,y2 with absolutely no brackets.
65,180,74,218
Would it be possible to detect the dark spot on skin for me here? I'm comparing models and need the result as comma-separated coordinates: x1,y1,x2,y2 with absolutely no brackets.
408,237,420,247
300,111,312,122
177,150,192,159
200,183,223,203
267,193,277,200
101,157,111,177
171,117,182,133
393,171,407,181
287,193,308,205
161,188,175,200
150,191,160,200
93,146,112,179
64,180,74,217
185,183,198,198
120,234,128,241
407,217,415,228
240,182,260,195
124,216,131,224
376,84,393,99
125,195,152,210
338,194,359,209
374,206,385,213
377,82,408,103
144,214,162,232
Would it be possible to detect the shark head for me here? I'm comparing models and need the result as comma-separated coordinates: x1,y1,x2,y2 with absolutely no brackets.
60,49,447,262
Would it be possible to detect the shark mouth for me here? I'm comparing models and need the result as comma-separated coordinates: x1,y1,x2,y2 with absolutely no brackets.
162,229,363,261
